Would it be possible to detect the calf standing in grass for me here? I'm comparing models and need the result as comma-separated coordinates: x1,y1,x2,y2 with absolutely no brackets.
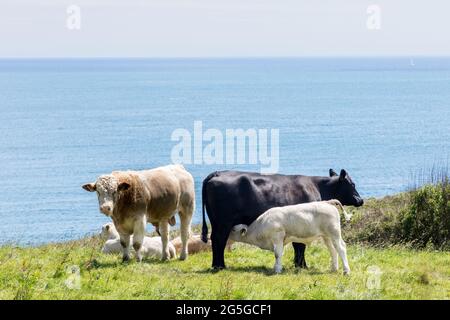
228,200,352,275
83,164,194,262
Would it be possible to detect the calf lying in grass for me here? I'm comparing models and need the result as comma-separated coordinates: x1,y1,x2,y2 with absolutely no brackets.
100,223,176,259
101,223,232,258
229,200,352,275
171,234,234,255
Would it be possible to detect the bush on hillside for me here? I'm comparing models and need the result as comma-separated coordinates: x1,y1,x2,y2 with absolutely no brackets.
344,170,449,250
400,181,450,248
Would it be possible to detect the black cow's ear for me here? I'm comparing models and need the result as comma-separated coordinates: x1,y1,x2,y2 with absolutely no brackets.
118,182,130,191
329,169,338,177
339,169,347,181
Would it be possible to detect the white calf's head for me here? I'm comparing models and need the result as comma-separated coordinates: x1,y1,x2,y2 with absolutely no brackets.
82,174,130,217
101,222,119,240
229,224,248,241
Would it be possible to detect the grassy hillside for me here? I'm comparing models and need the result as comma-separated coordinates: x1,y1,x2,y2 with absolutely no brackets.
0,238,448,300
1,183,449,300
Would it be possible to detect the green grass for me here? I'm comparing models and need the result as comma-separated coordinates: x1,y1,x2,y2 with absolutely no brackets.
1,184,449,300
0,237,448,300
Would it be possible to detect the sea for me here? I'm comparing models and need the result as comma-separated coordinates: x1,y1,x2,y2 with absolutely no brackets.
0,57,449,245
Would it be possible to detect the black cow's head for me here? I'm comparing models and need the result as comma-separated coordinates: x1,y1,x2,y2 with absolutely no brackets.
329,169,364,207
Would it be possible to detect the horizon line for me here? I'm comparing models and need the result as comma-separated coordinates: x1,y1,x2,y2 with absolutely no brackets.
1,55,450,60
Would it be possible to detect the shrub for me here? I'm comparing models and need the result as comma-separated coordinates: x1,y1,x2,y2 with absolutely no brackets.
400,181,450,249
345,167,449,250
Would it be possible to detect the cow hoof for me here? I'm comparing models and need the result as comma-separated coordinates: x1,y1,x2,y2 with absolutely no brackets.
179,254,187,261
122,256,130,263
343,270,351,276
212,266,225,272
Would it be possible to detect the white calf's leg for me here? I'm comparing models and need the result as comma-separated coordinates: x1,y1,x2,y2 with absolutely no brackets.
332,237,350,275
119,233,131,262
323,237,339,272
273,239,284,274
159,219,170,261
133,215,146,262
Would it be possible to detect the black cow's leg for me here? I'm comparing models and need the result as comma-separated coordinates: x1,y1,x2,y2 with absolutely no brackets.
211,229,225,270
292,242,308,269
211,227,230,270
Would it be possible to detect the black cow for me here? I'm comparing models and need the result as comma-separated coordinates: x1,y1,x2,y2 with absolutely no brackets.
201,169,364,270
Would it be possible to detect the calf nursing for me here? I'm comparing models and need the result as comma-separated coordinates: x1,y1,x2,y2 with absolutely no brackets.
229,200,352,275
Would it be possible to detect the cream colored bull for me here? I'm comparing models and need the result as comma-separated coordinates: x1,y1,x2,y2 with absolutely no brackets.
83,164,194,262
229,200,352,275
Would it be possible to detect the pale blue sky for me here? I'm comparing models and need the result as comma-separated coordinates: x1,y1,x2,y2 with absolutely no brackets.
1,0,449,58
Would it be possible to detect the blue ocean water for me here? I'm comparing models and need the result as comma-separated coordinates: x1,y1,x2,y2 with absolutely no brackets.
0,58,449,245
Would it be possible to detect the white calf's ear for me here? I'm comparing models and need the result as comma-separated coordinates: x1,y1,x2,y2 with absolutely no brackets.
118,182,130,191
82,183,96,192
105,225,110,231
240,227,248,236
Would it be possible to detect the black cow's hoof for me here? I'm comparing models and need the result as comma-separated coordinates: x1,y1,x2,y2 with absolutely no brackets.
211,266,225,272
294,262,308,269
122,256,130,263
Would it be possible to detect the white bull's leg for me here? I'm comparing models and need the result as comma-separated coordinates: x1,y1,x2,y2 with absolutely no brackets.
119,233,131,262
133,215,147,262
179,212,192,261
323,237,339,272
159,219,170,261
332,237,350,275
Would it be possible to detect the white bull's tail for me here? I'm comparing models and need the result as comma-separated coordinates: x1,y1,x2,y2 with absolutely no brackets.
326,199,352,221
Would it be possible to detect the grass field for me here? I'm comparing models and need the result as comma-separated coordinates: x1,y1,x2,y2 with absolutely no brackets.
0,237,448,300
1,183,449,300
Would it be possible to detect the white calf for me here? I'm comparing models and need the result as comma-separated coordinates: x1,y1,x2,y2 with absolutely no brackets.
101,222,120,240
229,200,352,275
141,237,177,259
100,223,176,259
102,238,123,254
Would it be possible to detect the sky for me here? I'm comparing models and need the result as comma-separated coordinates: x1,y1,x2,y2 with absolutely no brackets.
0,0,449,58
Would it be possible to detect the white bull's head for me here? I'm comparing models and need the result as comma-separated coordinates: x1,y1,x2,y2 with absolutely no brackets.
82,175,130,217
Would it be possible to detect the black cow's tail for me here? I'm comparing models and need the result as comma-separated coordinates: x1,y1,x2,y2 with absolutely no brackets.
201,173,215,243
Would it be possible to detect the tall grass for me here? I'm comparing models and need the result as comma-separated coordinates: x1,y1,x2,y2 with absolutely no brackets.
409,162,449,191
